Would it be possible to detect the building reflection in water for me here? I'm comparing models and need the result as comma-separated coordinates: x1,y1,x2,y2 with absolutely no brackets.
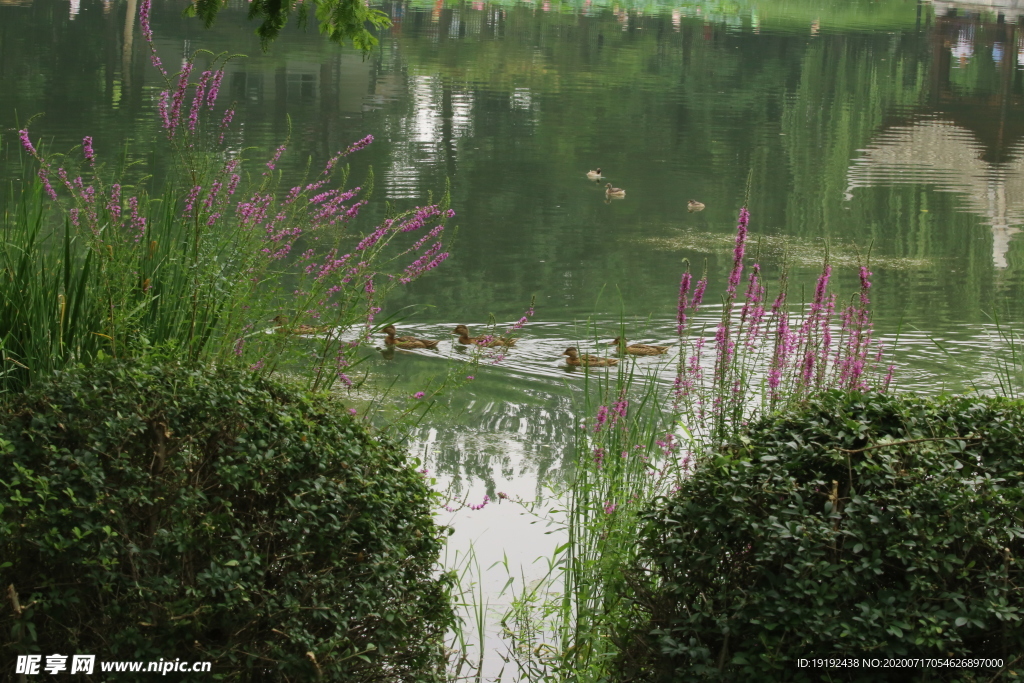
848,1,1024,268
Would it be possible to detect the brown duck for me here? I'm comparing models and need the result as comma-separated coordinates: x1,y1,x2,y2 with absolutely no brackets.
383,324,439,350
605,183,626,198
563,347,618,367
272,315,331,335
687,200,705,212
611,337,669,356
451,324,517,347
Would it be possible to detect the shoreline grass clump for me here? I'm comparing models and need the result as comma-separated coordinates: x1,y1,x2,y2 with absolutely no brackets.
619,391,1024,681
0,358,454,681
2,0,455,396
501,204,903,681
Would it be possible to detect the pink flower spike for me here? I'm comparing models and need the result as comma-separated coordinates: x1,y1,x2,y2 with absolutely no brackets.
18,129,37,158
82,136,95,166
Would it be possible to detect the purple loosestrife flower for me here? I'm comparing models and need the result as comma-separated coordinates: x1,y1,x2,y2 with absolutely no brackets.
610,394,629,429
226,171,241,197
593,405,609,432
203,181,223,212
249,359,265,371
656,433,678,456
82,136,95,166
265,145,286,173
468,495,490,511
692,276,708,310
813,265,832,312
411,224,445,250
206,69,224,109
183,185,202,218
414,391,426,399
357,224,389,251
741,264,764,326
128,196,146,241
505,303,534,334
188,71,211,133
820,293,836,378
398,205,448,232
37,169,57,201
158,91,171,129
677,271,692,334
55,168,74,194
344,133,376,156
859,266,873,305
400,244,449,283
219,109,235,144
107,184,121,220
592,447,606,468
726,207,750,300
168,62,194,138
19,129,40,159
603,501,617,515
137,0,165,75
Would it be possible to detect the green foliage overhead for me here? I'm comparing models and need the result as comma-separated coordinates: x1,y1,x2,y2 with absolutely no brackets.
0,360,453,681
185,0,391,51
621,391,1024,681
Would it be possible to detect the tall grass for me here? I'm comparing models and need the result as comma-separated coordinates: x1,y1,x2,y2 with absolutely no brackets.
1,0,456,395
500,205,896,682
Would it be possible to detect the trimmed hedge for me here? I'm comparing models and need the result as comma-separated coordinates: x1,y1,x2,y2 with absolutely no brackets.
0,360,452,681
622,392,1024,682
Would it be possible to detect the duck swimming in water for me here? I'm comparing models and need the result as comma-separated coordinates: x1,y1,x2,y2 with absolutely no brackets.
605,183,626,198
272,315,331,335
383,324,440,349
587,168,603,180
563,347,618,367
451,324,518,347
610,338,669,356
687,200,705,212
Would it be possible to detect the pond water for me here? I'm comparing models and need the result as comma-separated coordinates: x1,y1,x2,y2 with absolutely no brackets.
3,0,1024,673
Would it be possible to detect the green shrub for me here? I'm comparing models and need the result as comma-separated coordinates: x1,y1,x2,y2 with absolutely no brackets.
0,360,453,681
621,392,1024,682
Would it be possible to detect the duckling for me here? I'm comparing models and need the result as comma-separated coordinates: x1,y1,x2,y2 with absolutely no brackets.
563,347,618,367
451,324,518,347
272,315,331,335
687,199,705,212
587,168,603,180
383,324,439,350
605,183,626,198
611,337,670,356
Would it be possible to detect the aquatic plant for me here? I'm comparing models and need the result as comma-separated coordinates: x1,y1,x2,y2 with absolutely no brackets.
500,205,896,681
1,0,455,395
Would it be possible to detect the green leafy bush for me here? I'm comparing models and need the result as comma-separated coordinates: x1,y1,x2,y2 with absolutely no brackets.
621,392,1024,682
0,360,452,681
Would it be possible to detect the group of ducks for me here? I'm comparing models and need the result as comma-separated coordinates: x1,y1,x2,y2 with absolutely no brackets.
586,167,705,212
273,317,671,367
384,324,670,367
